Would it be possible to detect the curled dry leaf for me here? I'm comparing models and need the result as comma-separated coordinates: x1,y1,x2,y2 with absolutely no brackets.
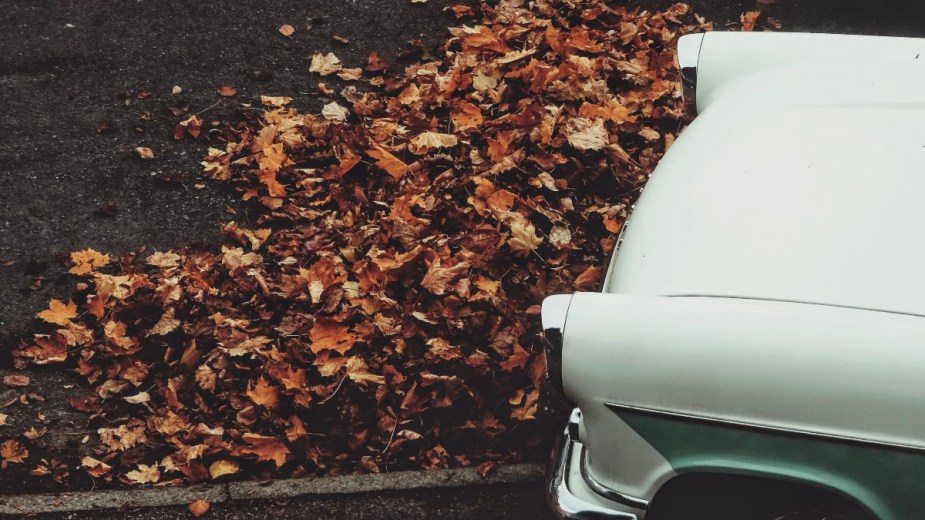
209,460,240,479
135,147,155,160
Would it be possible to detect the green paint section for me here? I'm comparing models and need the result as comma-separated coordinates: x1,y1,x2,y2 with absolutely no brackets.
615,409,925,520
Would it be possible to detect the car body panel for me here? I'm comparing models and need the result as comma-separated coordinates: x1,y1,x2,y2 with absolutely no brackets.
613,407,925,520
548,31,925,520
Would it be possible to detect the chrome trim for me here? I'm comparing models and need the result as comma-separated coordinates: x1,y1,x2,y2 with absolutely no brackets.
579,446,650,510
606,402,925,455
547,409,639,520
542,294,574,394
677,32,705,115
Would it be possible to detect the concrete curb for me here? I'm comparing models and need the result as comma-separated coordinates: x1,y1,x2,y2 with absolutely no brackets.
0,464,545,516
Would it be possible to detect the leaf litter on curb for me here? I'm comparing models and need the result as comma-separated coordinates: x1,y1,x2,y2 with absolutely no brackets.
8,0,710,487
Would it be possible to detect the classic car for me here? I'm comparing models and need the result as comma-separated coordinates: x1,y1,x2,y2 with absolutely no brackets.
542,31,925,520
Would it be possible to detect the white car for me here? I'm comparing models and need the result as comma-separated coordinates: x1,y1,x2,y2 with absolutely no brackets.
543,31,925,520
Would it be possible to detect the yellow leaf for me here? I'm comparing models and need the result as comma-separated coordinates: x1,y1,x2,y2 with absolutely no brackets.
260,95,292,107
566,117,608,151
125,463,160,484
37,299,77,326
309,52,342,76
345,357,385,386
69,249,111,275
505,214,543,256
408,131,458,155
146,251,181,268
209,460,240,479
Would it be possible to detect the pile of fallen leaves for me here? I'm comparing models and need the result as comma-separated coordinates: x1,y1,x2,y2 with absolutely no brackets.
9,0,709,485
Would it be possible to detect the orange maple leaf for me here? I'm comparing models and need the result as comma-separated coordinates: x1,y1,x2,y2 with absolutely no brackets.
1,440,28,465
246,377,280,409
309,318,356,354
37,299,77,326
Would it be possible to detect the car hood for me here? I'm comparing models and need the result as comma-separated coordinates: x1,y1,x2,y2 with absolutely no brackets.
604,102,925,317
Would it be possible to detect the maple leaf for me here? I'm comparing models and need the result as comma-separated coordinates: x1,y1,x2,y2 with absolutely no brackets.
309,318,356,354
209,460,239,479
309,52,342,76
345,357,385,386
260,95,292,107
69,249,111,275
367,146,409,180
189,500,211,517
174,115,203,140
509,388,539,421
505,214,543,256
421,258,469,295
221,246,260,270
37,299,77,326
104,320,135,349
246,377,280,409
1,440,28,465
146,251,181,268
500,343,531,372
125,463,161,485
240,433,289,468
408,131,458,155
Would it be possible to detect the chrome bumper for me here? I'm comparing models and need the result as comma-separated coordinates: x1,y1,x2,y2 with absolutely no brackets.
546,409,640,520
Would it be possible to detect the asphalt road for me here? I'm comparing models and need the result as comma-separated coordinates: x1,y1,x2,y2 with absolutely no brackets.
2,0,925,517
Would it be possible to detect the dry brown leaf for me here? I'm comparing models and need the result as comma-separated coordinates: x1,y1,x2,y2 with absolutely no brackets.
189,499,210,517
279,24,295,37
82,456,112,478
741,11,760,31
367,146,409,180
3,374,30,388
